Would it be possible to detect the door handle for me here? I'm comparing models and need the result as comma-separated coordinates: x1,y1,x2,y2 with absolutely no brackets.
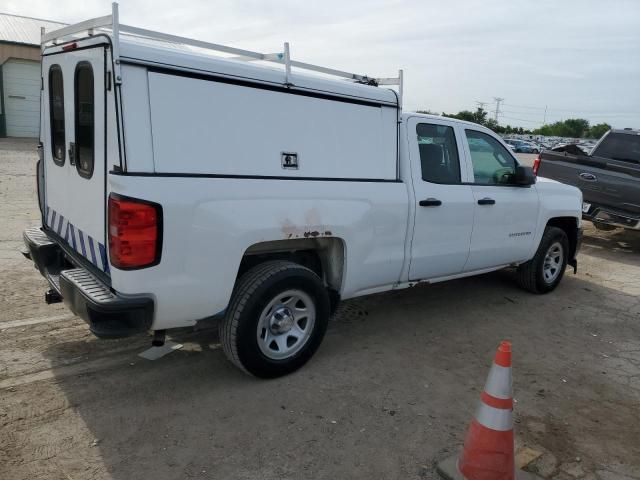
477,198,495,205
419,198,442,207
68,142,76,166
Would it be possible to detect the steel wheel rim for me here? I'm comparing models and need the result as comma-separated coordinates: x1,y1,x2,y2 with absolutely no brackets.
257,289,316,360
543,241,564,283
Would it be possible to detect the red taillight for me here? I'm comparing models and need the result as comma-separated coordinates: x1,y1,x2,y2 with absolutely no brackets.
532,155,541,176
108,194,162,269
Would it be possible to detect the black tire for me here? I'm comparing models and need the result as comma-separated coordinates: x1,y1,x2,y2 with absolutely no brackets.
532,149,539,154
516,226,569,294
220,260,330,378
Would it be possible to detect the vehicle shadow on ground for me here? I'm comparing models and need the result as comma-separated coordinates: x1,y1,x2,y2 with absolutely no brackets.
580,225,640,266
31,266,640,480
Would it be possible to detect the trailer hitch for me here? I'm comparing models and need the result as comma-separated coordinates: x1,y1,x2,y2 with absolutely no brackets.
45,289,62,304
152,330,166,347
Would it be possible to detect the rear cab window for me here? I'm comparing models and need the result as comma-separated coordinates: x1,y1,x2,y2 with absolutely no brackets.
416,123,461,184
74,62,95,178
48,65,65,165
592,132,640,163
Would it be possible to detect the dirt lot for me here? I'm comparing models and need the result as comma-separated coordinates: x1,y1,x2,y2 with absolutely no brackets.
1,139,639,480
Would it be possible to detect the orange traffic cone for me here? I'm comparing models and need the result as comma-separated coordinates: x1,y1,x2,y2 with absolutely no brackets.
437,341,539,480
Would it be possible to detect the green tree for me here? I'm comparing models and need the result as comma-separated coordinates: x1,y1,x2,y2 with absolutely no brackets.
484,118,499,132
587,123,611,139
533,118,591,138
442,107,492,126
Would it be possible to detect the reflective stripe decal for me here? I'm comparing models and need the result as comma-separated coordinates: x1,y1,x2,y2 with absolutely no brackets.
475,402,513,431
45,205,109,274
88,236,97,265
78,228,87,257
69,224,77,250
99,244,110,274
484,364,512,399
56,214,64,235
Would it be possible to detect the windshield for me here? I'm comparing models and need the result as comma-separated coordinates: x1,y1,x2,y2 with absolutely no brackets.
593,132,640,163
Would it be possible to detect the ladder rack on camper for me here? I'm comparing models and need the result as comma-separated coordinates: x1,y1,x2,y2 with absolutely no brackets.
41,2,404,108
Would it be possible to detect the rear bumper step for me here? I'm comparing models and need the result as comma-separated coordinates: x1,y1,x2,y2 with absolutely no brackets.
23,226,154,338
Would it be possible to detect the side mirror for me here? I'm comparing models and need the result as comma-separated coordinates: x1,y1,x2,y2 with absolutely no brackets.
514,165,536,186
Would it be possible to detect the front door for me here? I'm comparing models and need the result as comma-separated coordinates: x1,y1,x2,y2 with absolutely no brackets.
408,118,475,280
461,128,539,271
42,44,108,273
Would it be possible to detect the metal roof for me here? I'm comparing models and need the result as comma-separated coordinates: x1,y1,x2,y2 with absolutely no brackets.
0,13,66,46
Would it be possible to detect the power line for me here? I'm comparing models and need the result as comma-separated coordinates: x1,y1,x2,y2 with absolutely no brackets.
503,103,637,115
502,108,637,117
500,115,545,125
501,103,545,110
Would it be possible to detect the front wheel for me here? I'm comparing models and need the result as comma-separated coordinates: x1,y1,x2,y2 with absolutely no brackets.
220,260,330,378
516,226,569,294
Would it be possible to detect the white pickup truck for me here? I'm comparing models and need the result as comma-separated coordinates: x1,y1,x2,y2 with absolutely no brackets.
23,6,582,377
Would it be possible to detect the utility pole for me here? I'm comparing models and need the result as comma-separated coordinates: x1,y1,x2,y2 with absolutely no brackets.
475,101,488,110
493,97,504,123
543,105,547,125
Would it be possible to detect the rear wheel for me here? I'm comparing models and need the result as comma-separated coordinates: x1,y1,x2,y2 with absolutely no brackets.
516,226,569,294
220,260,330,378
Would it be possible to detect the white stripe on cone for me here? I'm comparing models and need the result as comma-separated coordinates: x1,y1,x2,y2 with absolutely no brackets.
484,363,513,399
474,402,513,432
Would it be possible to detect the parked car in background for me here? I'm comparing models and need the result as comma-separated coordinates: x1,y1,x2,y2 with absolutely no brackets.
505,139,540,154
536,129,640,231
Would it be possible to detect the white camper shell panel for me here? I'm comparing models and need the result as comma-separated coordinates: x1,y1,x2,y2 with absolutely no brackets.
143,70,397,179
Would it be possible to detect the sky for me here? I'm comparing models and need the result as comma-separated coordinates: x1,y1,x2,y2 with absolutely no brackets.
4,0,639,129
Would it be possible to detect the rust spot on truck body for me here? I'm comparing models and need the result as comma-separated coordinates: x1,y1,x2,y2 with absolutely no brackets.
281,210,332,240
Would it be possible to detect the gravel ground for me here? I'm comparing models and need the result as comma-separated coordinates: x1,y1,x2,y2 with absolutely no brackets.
1,139,639,480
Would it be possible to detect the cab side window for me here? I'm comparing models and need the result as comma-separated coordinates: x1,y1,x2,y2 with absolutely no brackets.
74,62,94,178
465,130,517,185
416,123,461,184
48,65,65,165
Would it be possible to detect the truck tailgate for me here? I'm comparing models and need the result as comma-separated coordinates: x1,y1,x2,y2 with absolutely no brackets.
42,44,109,274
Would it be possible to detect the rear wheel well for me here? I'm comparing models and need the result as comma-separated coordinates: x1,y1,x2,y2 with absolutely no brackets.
238,249,323,280
546,217,579,261
237,238,345,311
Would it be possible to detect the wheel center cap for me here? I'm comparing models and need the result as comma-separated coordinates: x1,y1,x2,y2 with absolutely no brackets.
270,307,294,334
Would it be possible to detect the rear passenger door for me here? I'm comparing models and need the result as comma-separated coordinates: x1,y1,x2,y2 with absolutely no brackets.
461,129,539,271
408,118,475,280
